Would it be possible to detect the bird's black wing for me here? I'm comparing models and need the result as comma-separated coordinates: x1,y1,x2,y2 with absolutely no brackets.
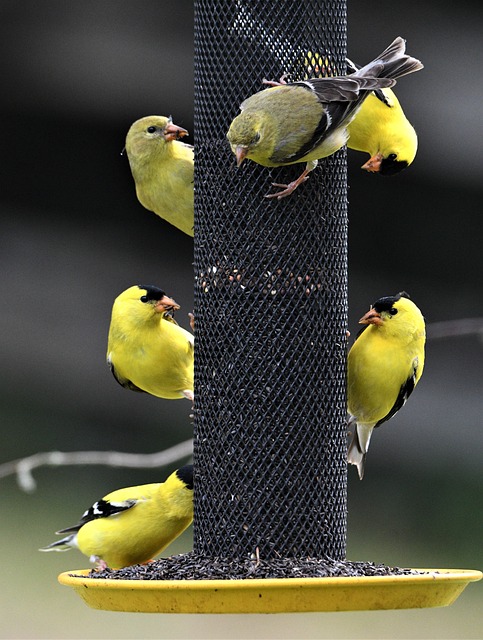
374,358,419,429
56,499,138,534
108,359,146,393
302,75,394,102
285,76,394,163
345,57,392,107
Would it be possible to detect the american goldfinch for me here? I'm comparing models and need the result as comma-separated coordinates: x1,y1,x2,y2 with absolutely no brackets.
40,465,194,568
107,285,194,401
304,54,419,175
345,60,418,174
227,37,423,198
347,292,426,479
125,115,194,236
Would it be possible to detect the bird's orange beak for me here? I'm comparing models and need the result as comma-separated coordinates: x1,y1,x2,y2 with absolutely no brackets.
359,308,383,326
163,122,189,142
361,152,384,173
154,295,180,313
235,145,248,166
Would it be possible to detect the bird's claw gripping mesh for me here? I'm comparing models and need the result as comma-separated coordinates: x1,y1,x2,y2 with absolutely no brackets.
193,0,348,562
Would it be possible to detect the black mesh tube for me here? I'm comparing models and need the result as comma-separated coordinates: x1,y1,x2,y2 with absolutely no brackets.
193,0,348,561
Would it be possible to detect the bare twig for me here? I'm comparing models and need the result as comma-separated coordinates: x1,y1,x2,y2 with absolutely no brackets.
1,318,481,493
0,439,193,492
426,318,483,340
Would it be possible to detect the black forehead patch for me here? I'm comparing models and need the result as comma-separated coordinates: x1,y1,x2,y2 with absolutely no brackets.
373,291,410,312
137,285,166,302
379,156,409,176
176,464,194,490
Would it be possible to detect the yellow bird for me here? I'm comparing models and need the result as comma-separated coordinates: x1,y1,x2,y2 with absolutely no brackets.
40,465,194,569
107,285,194,401
347,292,426,479
125,115,194,236
304,53,419,175
345,60,418,174
227,37,423,198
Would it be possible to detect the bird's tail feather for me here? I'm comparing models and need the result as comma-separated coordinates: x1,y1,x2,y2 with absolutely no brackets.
347,429,366,480
39,535,75,553
354,36,423,82
354,75,395,92
347,422,374,480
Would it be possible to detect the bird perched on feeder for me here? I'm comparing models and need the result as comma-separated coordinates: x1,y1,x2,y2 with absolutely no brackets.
345,60,419,174
40,465,194,569
227,37,423,198
303,53,419,175
124,115,194,236
347,292,426,479
107,285,194,401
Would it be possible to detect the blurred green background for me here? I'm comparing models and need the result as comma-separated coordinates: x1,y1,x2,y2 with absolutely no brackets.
0,1,481,638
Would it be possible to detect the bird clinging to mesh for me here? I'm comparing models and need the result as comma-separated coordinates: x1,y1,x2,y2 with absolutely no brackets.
347,292,426,479
227,37,423,198
107,284,194,401
125,115,194,236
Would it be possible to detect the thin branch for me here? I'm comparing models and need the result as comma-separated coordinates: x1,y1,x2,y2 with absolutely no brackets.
0,439,193,492
426,317,483,340
2,318,481,493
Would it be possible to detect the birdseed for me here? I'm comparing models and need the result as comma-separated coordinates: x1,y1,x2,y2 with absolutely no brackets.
74,552,423,581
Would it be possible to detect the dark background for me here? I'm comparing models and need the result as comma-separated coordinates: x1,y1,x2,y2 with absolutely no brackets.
0,1,481,638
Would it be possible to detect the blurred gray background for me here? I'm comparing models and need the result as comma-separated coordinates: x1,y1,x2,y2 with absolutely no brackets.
0,1,481,638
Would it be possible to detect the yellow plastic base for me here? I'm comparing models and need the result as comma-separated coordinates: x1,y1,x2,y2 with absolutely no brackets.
58,568,481,614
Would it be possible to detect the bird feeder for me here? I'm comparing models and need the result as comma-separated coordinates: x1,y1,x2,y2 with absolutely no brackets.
59,0,481,612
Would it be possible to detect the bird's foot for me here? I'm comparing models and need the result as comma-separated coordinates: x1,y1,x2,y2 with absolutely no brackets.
265,161,317,199
94,557,108,571
188,312,195,332
265,175,310,199
183,389,194,402
262,75,288,87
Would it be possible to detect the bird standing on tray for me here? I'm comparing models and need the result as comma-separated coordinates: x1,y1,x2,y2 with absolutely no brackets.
347,292,426,479
40,465,194,569
107,285,194,401
227,37,423,198
125,115,194,236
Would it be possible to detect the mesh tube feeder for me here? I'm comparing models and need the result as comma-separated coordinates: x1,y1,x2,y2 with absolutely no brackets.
193,0,348,563
59,0,482,612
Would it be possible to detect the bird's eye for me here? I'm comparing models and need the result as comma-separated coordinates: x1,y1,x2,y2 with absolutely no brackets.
390,307,398,316
252,132,261,144
140,295,148,303
387,153,397,161
146,126,157,133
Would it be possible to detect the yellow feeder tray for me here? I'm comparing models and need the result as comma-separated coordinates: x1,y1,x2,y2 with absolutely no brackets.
59,568,481,614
